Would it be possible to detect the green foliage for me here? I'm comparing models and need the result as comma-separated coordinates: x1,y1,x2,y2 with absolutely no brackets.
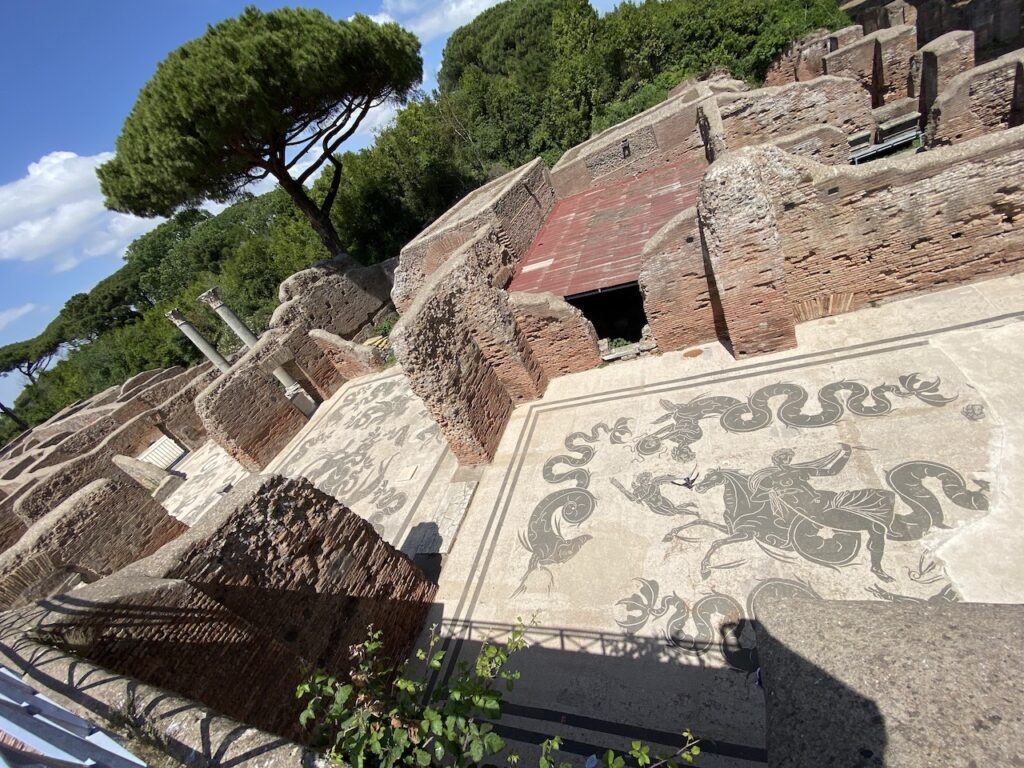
2,0,850,447
98,6,422,259
298,622,700,768
99,7,421,217
297,622,530,767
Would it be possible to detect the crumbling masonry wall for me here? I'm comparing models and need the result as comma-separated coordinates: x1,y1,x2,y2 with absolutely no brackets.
699,127,1024,355
392,159,555,311
913,30,975,117
392,230,548,464
638,207,724,352
548,82,740,198
926,49,1024,144
824,25,918,106
508,292,602,378
22,475,436,739
195,257,395,470
699,77,872,160
12,367,216,524
0,478,186,610
842,0,1022,49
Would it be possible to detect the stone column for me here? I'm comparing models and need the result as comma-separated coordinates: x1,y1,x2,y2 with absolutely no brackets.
195,288,315,417
197,288,259,348
165,309,231,373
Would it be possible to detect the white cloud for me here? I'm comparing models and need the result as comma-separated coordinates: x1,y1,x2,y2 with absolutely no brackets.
395,0,504,42
0,304,36,333
0,151,162,274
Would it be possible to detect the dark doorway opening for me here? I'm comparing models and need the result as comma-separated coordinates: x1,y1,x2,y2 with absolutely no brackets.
566,282,647,343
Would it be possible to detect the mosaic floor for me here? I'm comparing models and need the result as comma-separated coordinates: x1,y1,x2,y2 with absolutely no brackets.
423,274,1024,766
164,369,462,554
162,273,1024,766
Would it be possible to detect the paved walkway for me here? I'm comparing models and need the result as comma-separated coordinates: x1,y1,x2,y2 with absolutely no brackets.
164,273,1024,766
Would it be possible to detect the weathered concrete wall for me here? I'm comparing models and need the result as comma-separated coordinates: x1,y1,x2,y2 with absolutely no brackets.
638,207,723,352
0,478,186,610
926,49,1024,145
548,80,747,199
698,128,1024,355
824,25,917,106
393,160,555,311
392,230,547,464
509,292,602,377
309,329,388,380
700,77,873,161
22,475,436,740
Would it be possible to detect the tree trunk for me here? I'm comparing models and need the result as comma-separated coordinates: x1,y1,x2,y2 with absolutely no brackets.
0,402,28,431
275,171,355,267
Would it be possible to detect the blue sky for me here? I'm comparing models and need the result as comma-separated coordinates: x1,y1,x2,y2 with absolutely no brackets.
0,0,574,404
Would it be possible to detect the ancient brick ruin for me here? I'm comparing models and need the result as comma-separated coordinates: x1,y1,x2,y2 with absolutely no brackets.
0,1,1022,763
388,1,1024,463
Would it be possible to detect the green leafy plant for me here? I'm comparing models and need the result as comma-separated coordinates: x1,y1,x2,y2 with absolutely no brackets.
298,622,699,768
608,338,632,349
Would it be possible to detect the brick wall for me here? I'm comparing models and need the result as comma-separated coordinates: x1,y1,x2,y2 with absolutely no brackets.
771,125,852,164
926,50,1024,145
14,411,174,524
195,361,306,472
824,25,916,106
698,128,1024,354
23,475,437,739
638,207,724,351
701,77,873,160
309,330,387,380
0,478,186,610
914,30,975,114
549,85,729,199
393,160,555,311
392,229,542,464
765,29,832,85
509,292,602,377
165,475,437,685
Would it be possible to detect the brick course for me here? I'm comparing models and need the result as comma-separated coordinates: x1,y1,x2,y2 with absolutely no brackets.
0,478,186,610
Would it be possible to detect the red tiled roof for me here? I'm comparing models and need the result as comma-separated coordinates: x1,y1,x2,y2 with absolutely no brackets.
509,160,705,297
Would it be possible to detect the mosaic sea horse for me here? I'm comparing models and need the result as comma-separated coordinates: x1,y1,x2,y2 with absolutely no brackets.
615,577,823,671
668,444,988,581
635,374,956,462
512,418,631,598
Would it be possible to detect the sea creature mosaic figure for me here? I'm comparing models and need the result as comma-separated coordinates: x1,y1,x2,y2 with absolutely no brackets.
512,418,631,597
634,374,955,463
666,444,988,581
614,577,823,671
